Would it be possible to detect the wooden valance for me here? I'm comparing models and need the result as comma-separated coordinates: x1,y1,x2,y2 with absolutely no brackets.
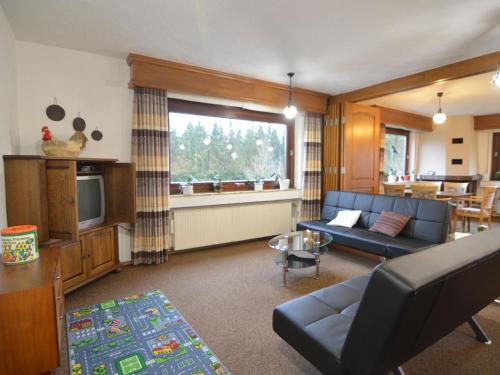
127,53,329,114
375,105,432,132
474,113,500,130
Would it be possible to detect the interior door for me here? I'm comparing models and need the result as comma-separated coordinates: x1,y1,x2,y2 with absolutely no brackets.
60,241,86,292
104,163,136,224
492,132,500,180
84,226,117,278
342,103,381,193
46,160,79,240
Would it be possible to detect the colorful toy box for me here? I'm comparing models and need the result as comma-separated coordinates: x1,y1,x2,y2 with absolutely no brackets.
1,225,39,265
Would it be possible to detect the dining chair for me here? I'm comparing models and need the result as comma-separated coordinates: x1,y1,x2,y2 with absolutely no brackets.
383,183,406,197
443,182,469,193
414,181,443,190
410,184,439,200
454,186,497,232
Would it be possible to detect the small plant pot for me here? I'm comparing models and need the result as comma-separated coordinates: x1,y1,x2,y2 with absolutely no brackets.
214,184,222,193
182,185,194,195
254,182,264,191
279,179,290,190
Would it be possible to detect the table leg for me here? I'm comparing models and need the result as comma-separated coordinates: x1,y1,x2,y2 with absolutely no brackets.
281,250,288,287
314,250,320,280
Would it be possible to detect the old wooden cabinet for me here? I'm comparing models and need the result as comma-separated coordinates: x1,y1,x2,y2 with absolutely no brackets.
61,224,119,293
323,102,381,195
0,247,63,374
3,155,135,292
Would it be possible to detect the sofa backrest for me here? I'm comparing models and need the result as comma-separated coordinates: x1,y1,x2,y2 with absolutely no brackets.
321,190,450,243
341,227,500,375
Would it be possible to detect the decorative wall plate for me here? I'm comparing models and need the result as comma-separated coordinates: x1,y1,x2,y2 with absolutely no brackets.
46,104,65,121
91,129,103,141
73,117,86,131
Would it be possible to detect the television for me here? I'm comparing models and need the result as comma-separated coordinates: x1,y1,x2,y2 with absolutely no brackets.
77,175,105,230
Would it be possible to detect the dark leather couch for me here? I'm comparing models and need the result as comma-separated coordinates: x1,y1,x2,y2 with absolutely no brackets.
297,190,451,258
273,227,500,375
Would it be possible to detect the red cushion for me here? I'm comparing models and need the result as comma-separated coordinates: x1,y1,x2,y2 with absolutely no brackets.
369,210,411,237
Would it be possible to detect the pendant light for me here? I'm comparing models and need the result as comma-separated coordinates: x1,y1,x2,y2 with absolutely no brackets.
432,92,447,124
491,62,500,87
283,72,297,119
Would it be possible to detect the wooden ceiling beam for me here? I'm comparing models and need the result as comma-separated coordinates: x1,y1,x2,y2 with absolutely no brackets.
127,53,329,114
375,105,433,132
474,113,500,130
331,51,500,103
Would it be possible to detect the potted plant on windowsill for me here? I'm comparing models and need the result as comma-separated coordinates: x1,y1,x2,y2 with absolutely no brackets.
271,173,290,190
213,174,222,193
495,171,500,180
254,175,264,191
182,175,194,195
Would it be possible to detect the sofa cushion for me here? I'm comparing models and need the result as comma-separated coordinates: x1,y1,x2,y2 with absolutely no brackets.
273,275,370,375
327,210,362,228
369,210,411,237
297,221,432,257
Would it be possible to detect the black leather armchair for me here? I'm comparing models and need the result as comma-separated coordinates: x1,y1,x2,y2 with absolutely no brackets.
273,227,500,375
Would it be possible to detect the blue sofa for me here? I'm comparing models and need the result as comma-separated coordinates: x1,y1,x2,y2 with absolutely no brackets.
297,190,451,258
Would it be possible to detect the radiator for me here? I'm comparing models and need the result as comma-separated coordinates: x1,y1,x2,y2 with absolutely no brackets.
172,201,293,250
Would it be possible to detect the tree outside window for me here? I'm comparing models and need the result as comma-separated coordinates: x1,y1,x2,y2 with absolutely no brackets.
384,128,409,176
169,112,287,183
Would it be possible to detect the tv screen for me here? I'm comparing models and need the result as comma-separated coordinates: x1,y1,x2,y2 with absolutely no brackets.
77,176,105,228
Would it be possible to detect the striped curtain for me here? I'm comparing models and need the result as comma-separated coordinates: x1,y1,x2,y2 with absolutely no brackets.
301,113,323,220
131,87,170,265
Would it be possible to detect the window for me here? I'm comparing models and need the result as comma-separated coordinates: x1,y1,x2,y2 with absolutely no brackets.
168,100,293,188
384,128,409,176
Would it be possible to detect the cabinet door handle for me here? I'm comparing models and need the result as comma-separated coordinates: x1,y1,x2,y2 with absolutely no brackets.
57,296,62,301
55,275,61,280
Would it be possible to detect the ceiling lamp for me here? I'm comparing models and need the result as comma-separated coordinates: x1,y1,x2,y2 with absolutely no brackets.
432,92,447,124
491,62,500,87
283,72,297,119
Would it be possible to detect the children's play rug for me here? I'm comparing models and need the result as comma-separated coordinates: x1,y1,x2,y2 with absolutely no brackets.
66,290,231,375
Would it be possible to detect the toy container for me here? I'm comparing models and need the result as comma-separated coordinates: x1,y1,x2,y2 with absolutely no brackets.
1,225,39,265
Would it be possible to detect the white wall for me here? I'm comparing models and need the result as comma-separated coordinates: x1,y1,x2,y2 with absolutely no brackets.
0,6,18,229
15,41,133,261
418,116,477,176
13,43,307,261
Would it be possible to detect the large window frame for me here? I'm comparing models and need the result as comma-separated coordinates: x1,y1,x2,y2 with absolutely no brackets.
384,127,410,175
167,99,294,193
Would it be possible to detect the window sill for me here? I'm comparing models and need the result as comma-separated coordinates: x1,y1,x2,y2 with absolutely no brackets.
169,188,302,209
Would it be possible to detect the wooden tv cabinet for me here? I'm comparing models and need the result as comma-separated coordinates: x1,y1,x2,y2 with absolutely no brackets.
3,155,136,293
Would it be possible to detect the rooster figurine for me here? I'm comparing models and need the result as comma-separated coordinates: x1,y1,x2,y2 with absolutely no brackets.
41,126,87,157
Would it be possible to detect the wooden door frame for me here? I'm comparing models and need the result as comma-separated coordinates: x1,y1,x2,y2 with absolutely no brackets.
492,132,500,180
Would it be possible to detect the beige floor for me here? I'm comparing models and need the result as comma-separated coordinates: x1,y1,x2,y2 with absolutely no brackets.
58,235,500,375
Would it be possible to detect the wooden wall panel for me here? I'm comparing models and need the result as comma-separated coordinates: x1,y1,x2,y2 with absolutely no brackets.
474,113,500,130
375,105,432,132
128,54,329,114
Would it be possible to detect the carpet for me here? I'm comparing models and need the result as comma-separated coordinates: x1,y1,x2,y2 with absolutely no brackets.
66,290,231,375
57,237,500,375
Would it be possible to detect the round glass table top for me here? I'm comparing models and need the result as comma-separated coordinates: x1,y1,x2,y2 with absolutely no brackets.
268,230,333,254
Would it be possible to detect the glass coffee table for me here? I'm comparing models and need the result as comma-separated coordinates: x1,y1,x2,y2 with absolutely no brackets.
268,230,333,286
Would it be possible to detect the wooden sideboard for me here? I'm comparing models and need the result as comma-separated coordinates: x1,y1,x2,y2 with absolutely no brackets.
0,247,63,374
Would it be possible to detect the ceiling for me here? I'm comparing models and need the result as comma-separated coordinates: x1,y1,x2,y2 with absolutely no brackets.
360,72,500,116
1,0,500,95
